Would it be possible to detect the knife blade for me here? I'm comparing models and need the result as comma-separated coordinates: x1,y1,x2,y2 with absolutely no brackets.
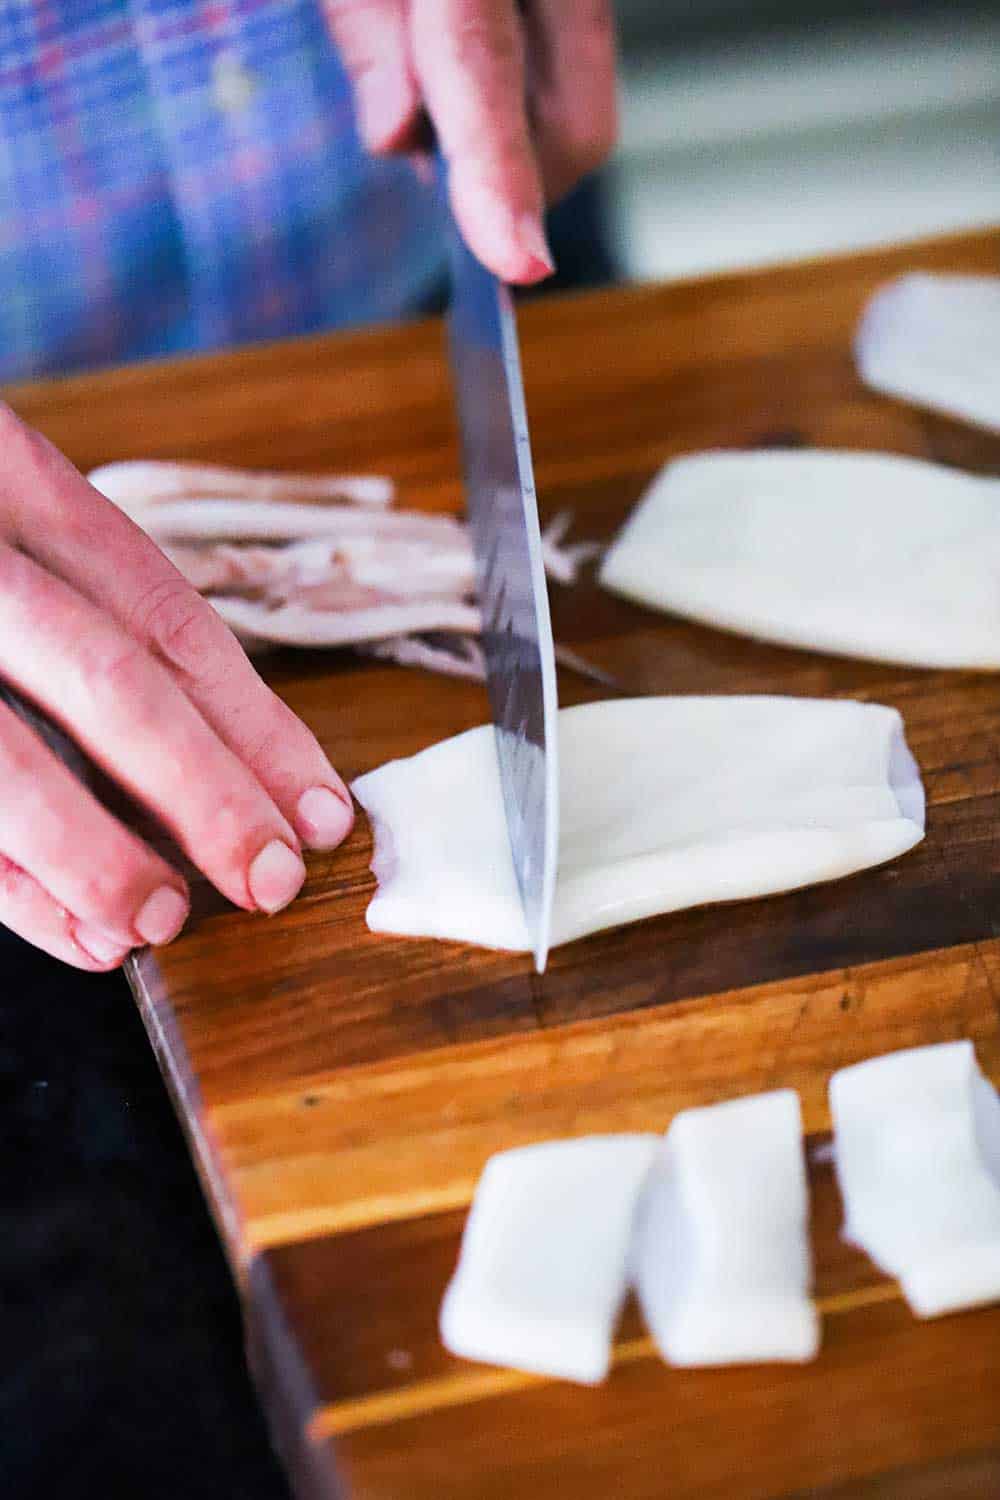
444,210,560,973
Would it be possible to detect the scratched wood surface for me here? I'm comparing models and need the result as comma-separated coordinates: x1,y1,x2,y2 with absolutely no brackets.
10,227,1000,1500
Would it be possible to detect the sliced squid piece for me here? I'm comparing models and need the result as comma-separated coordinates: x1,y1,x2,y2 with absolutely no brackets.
632,1090,818,1366
352,696,924,953
212,595,481,647
88,459,394,510
440,1135,657,1385
108,497,464,545
599,449,1000,670
855,273,1000,433
360,634,487,680
163,536,474,607
89,457,602,676
830,1041,1000,1318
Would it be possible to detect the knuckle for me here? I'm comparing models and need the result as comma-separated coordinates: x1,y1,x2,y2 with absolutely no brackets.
132,578,232,687
430,9,523,114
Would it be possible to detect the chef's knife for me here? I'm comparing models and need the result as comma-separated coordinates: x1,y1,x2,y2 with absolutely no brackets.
443,201,560,974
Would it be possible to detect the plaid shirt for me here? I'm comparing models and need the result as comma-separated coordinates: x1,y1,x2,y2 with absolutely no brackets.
0,1,444,382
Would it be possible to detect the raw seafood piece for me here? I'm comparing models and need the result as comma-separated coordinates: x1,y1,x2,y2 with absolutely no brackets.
110,498,465,544
830,1041,1000,1318
352,696,925,953
855,273,1000,432
631,1090,818,1365
361,635,486,680
599,449,1000,669
439,1136,657,1384
88,459,394,510
160,536,472,601
91,458,599,678
213,595,481,647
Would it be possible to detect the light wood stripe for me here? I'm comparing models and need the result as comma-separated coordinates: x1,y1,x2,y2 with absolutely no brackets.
307,1281,902,1440
217,943,1000,1256
308,1366,551,1441
247,1182,480,1254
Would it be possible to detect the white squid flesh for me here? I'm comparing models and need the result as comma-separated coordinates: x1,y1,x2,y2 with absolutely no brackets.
855,273,1000,433
830,1041,1000,1318
439,1135,657,1385
631,1089,818,1366
351,696,925,954
599,448,1000,670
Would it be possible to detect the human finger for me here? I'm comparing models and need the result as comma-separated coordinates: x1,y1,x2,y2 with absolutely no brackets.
0,409,353,853
0,854,132,972
409,0,553,283
0,695,190,955
323,0,422,151
0,545,307,916
523,0,618,201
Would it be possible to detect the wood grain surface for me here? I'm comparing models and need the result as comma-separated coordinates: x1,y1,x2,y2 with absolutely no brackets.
9,227,1000,1500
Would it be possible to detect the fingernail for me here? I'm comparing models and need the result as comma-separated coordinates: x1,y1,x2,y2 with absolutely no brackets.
135,886,189,946
295,786,354,850
248,839,306,914
517,213,555,276
74,924,129,966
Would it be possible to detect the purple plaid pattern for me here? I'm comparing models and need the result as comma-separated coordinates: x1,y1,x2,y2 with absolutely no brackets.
0,1,444,381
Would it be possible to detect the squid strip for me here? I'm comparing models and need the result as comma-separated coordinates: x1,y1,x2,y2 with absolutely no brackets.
440,1136,657,1385
115,498,467,545
212,595,482,647
88,459,394,509
831,1042,1000,1318
632,1090,818,1366
93,459,600,677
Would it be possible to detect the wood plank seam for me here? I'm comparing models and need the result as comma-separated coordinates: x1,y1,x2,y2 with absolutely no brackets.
306,1283,902,1439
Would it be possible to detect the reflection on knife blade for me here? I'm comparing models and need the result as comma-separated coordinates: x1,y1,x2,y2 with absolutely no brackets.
444,195,559,973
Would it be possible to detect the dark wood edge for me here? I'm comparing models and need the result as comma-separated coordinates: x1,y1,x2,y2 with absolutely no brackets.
125,947,249,1282
128,949,343,1492
244,1254,345,1500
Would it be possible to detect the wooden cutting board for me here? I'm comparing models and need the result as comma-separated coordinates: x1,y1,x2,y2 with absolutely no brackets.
11,227,1000,1500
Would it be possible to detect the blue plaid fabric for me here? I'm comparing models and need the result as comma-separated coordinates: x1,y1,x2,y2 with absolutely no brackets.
0,0,445,381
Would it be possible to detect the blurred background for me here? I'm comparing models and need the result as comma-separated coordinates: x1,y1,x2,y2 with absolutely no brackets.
2,0,994,379
574,0,999,286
